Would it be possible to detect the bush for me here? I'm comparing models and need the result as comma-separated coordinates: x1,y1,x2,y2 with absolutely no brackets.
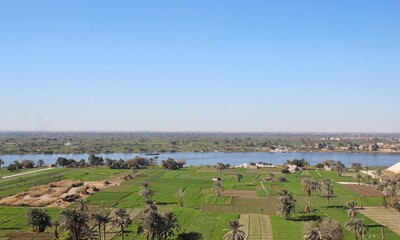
278,177,288,182
71,181,84,188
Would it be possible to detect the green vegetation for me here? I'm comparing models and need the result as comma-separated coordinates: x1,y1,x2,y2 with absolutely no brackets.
1,132,400,155
0,165,399,239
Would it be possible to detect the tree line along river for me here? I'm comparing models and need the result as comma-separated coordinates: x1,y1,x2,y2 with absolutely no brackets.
1,152,400,167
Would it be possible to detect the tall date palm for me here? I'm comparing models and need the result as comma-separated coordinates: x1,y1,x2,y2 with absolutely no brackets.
302,178,319,209
112,209,132,240
276,190,296,220
223,220,246,240
320,179,334,208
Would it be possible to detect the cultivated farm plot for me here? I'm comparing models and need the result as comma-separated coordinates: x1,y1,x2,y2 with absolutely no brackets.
220,190,257,198
339,183,382,197
239,214,273,240
359,207,400,236
202,197,276,215
104,208,142,240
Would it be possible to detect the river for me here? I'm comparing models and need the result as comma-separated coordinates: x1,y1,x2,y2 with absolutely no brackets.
1,152,399,167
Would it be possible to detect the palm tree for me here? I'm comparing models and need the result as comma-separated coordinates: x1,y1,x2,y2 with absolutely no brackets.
144,198,158,214
235,173,243,183
91,213,103,240
223,220,246,240
320,179,334,208
303,227,321,240
101,211,111,240
333,161,345,176
81,227,98,240
141,210,163,240
354,173,363,185
351,162,362,172
177,188,185,207
345,218,367,240
304,218,342,240
53,220,60,239
27,208,52,232
276,190,296,220
59,208,89,240
112,209,132,240
302,178,319,209
76,199,89,212
0,158,4,168
37,159,45,167
139,182,154,200
383,184,398,206
213,180,224,197
216,163,224,174
346,201,357,219
160,212,180,240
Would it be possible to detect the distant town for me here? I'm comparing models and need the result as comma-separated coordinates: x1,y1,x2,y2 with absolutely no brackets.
1,132,400,155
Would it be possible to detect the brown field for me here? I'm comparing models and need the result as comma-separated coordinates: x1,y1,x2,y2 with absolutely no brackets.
220,190,257,198
0,174,132,208
239,214,273,240
339,183,382,197
270,184,281,193
359,207,400,236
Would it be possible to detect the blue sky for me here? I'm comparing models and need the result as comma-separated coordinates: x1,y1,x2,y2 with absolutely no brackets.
1,1,400,132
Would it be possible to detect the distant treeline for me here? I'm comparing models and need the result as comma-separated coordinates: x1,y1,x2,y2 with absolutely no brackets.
5,154,186,172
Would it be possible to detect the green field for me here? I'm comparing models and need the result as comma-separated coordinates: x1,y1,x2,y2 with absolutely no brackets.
0,166,398,240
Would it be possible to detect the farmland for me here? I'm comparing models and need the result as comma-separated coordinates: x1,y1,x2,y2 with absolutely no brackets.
0,166,400,239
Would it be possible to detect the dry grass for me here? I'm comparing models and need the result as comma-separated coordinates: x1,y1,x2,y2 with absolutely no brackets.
30,186,51,197
49,187,71,198
30,198,57,207
0,196,19,205
11,198,37,206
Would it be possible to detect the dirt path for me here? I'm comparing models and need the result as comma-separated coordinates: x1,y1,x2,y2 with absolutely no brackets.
239,214,273,240
0,167,55,179
260,181,269,196
359,207,400,236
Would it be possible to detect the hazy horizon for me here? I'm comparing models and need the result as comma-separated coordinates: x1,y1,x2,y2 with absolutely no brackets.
1,1,400,132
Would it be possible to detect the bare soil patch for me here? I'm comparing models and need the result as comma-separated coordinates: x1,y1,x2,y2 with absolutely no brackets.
270,184,281,193
339,183,382,197
240,214,273,240
359,207,400,236
220,190,257,198
0,174,133,208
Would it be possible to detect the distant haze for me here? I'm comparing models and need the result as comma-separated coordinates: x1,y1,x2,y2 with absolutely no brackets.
1,1,400,132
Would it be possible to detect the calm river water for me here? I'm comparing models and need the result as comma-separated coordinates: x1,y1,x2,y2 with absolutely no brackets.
1,152,399,167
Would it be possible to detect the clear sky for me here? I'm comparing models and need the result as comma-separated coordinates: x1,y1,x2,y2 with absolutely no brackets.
1,1,400,132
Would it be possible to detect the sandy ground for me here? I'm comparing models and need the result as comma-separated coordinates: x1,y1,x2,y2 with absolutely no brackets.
0,174,132,207
359,207,400,236
387,162,400,174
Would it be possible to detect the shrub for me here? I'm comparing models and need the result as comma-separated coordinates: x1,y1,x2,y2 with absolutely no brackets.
278,177,288,182
71,181,84,188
